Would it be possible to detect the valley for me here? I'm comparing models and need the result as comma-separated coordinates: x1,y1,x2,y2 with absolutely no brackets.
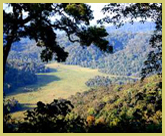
3,3,162,133
4,23,155,120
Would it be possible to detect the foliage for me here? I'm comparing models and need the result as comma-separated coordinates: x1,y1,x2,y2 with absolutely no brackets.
85,75,137,88
4,61,37,94
77,26,112,53
3,3,162,133
3,3,110,80
4,97,21,113
9,99,86,133
3,97,18,133
85,76,111,87
69,75,162,132
4,57,53,94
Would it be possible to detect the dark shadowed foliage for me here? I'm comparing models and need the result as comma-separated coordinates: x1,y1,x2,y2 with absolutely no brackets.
5,99,86,133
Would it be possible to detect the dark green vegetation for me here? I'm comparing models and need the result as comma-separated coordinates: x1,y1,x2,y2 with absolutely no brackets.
3,97,21,113
85,75,137,88
85,76,112,87
4,60,51,94
4,75,162,132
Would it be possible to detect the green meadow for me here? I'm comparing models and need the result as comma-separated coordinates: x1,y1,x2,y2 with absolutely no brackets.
7,63,138,119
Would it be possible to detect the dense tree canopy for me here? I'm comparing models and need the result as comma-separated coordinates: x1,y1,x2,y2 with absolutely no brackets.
3,3,111,79
98,3,162,79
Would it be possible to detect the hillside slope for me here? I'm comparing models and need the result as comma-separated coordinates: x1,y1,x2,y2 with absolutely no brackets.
69,75,162,132
63,32,152,76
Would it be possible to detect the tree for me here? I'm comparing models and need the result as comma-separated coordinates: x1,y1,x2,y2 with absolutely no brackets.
98,3,162,79
3,3,112,80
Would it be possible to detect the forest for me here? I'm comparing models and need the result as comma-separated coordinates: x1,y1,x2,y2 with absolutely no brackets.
3,3,162,133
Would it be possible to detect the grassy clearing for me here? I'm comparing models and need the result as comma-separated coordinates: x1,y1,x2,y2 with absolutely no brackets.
7,63,138,118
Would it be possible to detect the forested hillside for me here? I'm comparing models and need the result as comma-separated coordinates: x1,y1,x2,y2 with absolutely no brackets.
63,31,152,76
68,75,162,132
62,22,155,76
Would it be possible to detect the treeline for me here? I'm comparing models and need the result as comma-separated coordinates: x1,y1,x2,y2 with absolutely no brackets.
9,38,41,62
7,59,51,73
85,76,112,87
97,32,152,76
85,75,137,88
4,59,51,94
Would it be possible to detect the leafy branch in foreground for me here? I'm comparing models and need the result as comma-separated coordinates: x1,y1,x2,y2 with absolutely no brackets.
3,3,111,79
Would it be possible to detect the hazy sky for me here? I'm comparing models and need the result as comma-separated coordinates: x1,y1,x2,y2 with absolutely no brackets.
87,3,108,25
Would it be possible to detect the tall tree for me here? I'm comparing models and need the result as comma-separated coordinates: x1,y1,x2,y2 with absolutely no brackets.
98,3,162,79
3,3,111,80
